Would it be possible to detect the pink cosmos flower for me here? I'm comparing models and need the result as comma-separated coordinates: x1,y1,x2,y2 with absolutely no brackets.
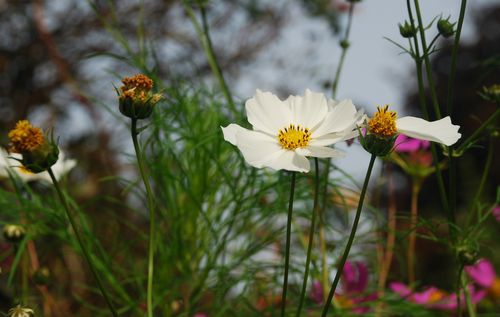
466,258,496,288
310,280,324,305
394,134,430,153
337,261,376,313
492,205,500,222
390,282,485,310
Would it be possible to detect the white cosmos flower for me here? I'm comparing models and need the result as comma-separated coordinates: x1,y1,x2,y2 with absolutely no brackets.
0,148,76,182
222,89,364,173
367,105,461,146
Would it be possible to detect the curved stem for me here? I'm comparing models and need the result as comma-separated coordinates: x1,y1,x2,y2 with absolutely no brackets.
321,154,377,317
48,168,118,317
183,2,236,114
280,172,297,317
455,108,500,153
295,159,319,316
131,119,156,317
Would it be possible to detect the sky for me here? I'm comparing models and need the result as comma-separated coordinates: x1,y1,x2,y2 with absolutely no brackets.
233,0,495,180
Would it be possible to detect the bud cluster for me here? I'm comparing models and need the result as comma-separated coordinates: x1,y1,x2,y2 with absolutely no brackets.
117,74,163,120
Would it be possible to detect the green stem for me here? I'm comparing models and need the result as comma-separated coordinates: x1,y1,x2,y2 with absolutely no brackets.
467,136,494,216
407,0,451,230
47,168,118,317
462,272,476,317
446,0,468,116
456,263,464,317
281,172,297,317
331,2,355,99
183,2,236,114
407,179,421,285
321,154,377,317
455,108,500,154
295,159,319,317
413,0,442,119
130,119,156,317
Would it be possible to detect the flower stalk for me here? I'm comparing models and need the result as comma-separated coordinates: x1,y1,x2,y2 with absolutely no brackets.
408,178,422,285
295,158,320,317
281,172,297,317
47,167,118,317
321,153,377,317
130,118,157,317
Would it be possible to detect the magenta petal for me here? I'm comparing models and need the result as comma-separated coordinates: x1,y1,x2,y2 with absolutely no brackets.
394,134,430,153
493,205,500,222
354,262,369,292
342,261,356,293
310,280,324,304
390,282,411,297
412,287,436,304
465,258,496,288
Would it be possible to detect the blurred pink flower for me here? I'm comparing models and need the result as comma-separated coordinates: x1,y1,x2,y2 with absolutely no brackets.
466,258,496,288
193,314,208,317
310,280,324,304
395,134,430,153
390,282,485,310
337,261,376,314
492,205,500,222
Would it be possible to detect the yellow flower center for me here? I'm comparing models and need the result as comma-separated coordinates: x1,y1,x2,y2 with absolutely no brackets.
278,124,311,150
121,74,153,91
428,289,446,303
8,120,45,153
368,105,398,137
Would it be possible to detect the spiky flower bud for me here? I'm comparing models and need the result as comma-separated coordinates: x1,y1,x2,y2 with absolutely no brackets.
7,120,59,173
3,224,26,243
399,21,417,38
437,18,455,38
117,74,163,120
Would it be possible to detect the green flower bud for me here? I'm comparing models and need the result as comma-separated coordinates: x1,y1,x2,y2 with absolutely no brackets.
479,84,500,103
456,242,479,266
340,40,350,49
33,266,51,286
361,133,397,157
3,224,26,243
437,18,455,38
399,21,417,38
117,74,163,120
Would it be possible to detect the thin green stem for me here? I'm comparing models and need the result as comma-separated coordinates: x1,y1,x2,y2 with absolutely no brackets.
456,108,500,153
131,119,156,317
413,0,442,119
462,272,476,317
331,2,355,99
407,179,421,285
281,172,297,317
295,159,319,317
456,263,464,317
467,136,494,216
321,154,377,317
48,168,118,317
183,2,236,114
446,0,468,116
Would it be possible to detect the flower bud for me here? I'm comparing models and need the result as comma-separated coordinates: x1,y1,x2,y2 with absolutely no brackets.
340,40,350,49
33,266,51,286
456,242,479,266
117,74,163,120
8,120,59,173
437,18,455,38
361,133,397,157
399,21,417,38
3,224,26,243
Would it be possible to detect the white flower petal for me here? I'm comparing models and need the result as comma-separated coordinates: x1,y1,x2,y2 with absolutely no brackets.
296,146,345,158
232,129,283,168
290,89,328,129
221,124,247,146
264,150,310,172
245,90,292,135
312,99,358,138
396,116,461,146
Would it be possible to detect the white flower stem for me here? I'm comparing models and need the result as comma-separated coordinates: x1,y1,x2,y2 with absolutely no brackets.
281,171,297,317
295,158,319,317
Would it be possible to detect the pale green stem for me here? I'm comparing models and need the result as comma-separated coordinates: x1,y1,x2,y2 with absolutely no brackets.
281,172,297,317
295,159,319,317
183,2,236,114
48,167,118,317
131,119,156,317
462,272,476,317
321,154,376,317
